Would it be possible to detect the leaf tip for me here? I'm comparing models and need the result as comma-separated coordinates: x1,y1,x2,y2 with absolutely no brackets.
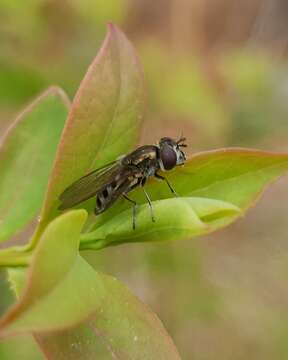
44,86,71,109
58,209,88,226
105,22,134,50
106,22,120,36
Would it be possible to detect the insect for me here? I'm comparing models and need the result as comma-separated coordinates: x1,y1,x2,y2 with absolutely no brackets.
59,136,187,229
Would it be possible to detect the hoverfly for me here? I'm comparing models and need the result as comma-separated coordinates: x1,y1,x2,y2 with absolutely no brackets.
59,137,187,229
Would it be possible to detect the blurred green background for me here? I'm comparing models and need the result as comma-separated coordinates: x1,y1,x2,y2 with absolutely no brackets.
1,1,288,359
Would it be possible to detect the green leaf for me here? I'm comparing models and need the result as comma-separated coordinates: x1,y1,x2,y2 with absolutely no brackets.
0,210,180,359
0,87,70,242
0,210,90,334
37,23,145,239
0,335,44,360
81,148,288,249
34,273,181,359
80,197,240,249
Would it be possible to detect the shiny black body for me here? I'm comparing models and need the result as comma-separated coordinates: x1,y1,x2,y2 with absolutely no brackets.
59,137,187,228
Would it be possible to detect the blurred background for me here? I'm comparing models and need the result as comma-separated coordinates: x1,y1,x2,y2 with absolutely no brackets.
1,0,288,359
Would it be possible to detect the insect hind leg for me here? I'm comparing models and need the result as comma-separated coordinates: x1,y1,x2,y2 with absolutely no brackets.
123,194,138,230
142,187,155,223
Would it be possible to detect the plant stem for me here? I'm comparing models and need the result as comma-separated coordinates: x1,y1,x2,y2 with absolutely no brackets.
79,236,106,251
0,247,32,267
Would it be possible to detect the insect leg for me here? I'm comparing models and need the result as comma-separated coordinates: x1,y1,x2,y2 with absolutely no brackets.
155,172,179,196
123,194,137,230
142,187,155,222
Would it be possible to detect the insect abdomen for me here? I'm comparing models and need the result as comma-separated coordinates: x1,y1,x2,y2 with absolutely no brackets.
94,173,141,215
94,163,145,216
95,183,115,214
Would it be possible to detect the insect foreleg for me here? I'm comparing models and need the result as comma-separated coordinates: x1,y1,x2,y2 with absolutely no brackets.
154,172,179,196
142,187,155,223
123,194,138,230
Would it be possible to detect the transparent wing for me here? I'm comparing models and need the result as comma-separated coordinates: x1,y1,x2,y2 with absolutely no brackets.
58,160,122,210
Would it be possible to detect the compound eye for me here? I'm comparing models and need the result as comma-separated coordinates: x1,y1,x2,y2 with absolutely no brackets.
160,145,177,170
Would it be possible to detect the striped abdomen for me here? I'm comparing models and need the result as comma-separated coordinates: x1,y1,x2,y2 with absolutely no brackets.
95,180,118,214
95,174,141,215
